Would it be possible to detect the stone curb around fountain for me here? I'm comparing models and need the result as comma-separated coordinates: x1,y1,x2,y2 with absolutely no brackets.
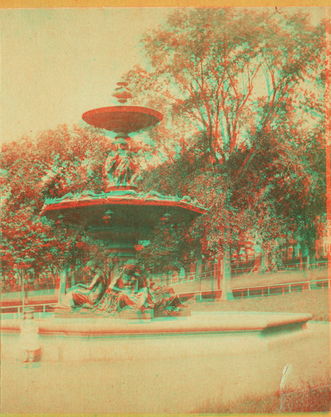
2,314,327,413
1,311,312,363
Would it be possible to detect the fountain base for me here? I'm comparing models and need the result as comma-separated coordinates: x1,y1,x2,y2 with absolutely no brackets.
53,308,191,320
2,312,320,413
1,311,311,339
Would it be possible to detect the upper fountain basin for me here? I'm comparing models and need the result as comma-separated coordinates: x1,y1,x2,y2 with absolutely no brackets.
82,106,163,134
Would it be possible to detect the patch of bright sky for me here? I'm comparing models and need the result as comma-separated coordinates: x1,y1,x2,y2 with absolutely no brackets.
0,8,171,144
0,7,325,145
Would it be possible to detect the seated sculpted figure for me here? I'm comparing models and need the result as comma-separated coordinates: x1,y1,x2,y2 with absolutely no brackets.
55,264,109,312
93,264,186,317
91,264,152,316
56,262,186,317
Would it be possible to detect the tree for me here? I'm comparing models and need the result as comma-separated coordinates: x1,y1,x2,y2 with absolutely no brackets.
127,8,325,298
0,124,114,288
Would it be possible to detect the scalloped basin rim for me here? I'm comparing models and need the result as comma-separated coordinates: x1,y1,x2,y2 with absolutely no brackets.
1,312,312,336
82,106,163,119
41,196,206,215
82,106,163,133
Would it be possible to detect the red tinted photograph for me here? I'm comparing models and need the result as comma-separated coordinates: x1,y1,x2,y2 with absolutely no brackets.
0,5,330,414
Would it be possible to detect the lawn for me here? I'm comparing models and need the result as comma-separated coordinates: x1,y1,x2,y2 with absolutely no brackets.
232,267,328,290
193,381,331,413
190,290,330,413
189,288,330,321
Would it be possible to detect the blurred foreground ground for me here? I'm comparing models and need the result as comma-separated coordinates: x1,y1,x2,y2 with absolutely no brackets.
1,319,329,413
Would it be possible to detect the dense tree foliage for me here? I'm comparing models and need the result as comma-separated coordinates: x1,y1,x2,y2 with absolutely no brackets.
0,125,113,286
0,8,327,292
127,8,326,283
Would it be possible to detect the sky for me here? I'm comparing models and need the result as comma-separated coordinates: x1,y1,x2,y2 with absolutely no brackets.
0,7,325,144
0,8,171,144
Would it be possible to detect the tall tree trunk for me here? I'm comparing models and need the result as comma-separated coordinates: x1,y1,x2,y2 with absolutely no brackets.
305,254,310,271
300,242,310,279
261,249,267,273
71,265,75,288
220,240,234,301
59,266,68,303
216,254,222,290
252,240,262,272
195,248,203,298
219,188,234,301
310,251,316,270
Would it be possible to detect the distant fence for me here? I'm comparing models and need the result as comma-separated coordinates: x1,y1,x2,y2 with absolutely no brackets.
232,278,329,299
1,261,329,316
176,278,330,302
1,303,57,319
1,278,329,317
1,260,327,294
165,259,328,286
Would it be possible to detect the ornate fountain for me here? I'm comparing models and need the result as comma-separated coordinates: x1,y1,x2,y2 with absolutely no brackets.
41,82,205,263
1,83,314,411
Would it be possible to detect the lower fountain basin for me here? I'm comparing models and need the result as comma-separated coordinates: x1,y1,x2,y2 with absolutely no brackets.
1,311,311,337
2,311,323,413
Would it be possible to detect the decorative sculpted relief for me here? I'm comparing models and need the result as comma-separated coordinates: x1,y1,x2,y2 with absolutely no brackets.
56,263,186,317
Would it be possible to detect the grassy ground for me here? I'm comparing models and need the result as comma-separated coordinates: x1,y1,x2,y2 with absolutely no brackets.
189,288,330,321
189,290,330,413
193,381,331,413
232,267,328,289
